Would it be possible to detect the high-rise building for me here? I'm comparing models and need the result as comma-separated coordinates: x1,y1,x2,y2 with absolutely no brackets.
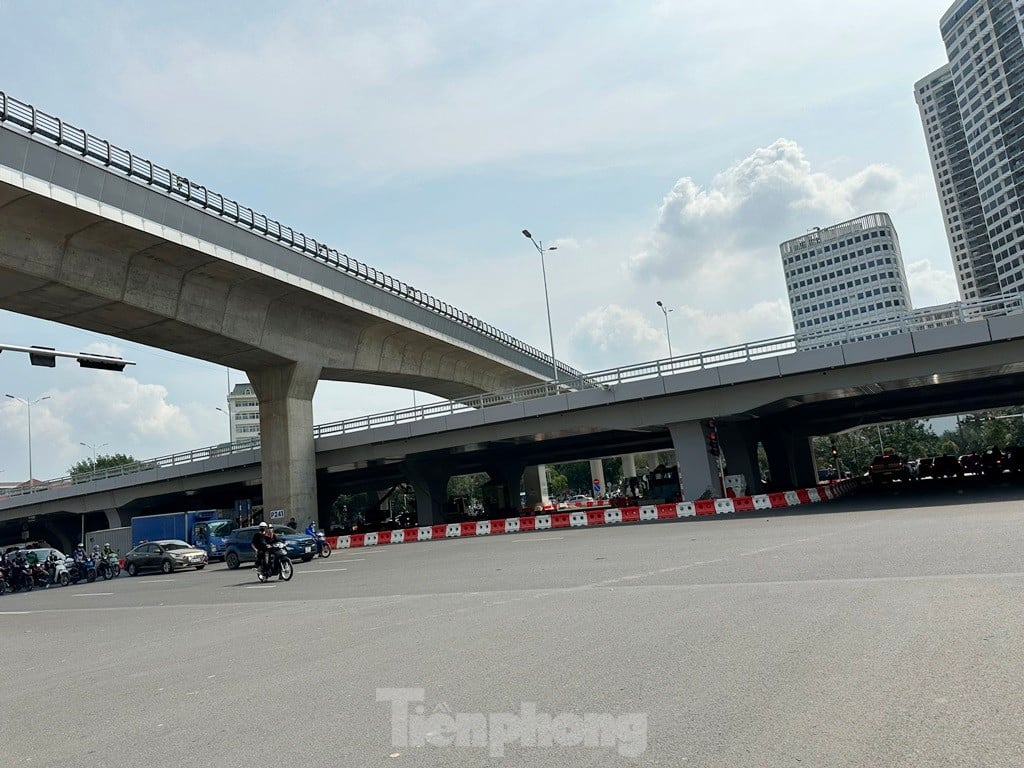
226,383,260,444
780,213,913,345
915,65,999,300
918,0,1024,300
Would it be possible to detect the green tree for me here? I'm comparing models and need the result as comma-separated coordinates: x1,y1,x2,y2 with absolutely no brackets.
545,467,569,496
447,473,489,503
69,452,137,478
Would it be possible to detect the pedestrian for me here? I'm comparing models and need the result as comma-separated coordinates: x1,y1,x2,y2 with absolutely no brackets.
287,516,297,530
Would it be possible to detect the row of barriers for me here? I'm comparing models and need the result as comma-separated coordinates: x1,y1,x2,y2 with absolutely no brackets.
326,481,858,550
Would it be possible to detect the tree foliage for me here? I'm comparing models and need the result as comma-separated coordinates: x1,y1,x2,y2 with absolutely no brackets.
69,453,137,478
812,407,1024,475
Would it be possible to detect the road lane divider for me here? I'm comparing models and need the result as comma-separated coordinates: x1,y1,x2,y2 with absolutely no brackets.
326,480,859,553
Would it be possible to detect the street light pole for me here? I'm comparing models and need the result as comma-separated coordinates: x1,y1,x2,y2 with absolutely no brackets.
216,407,232,444
5,393,50,489
79,441,109,467
522,230,560,383
656,300,674,359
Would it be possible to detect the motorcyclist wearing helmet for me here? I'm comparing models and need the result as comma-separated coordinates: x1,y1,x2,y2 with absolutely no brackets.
252,522,272,577
102,542,115,560
305,521,317,538
73,543,86,562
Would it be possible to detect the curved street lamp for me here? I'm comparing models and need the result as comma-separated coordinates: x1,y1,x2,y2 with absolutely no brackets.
656,300,674,359
522,229,559,382
5,394,51,488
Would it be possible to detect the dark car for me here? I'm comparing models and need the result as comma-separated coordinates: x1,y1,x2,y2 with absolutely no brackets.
868,454,910,484
124,539,208,576
917,457,935,479
931,454,962,479
223,525,316,570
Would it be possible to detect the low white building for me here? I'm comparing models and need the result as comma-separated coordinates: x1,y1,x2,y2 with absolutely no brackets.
226,383,260,444
780,212,913,347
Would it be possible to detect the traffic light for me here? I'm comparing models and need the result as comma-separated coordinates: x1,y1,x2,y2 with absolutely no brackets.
77,353,129,372
707,418,721,457
28,346,56,367
831,445,839,458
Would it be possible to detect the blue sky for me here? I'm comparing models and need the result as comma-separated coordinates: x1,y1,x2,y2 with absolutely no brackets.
0,0,960,480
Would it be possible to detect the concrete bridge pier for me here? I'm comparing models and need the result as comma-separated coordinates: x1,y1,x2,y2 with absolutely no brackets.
405,459,453,526
589,459,606,497
486,462,525,516
522,465,550,511
667,420,720,500
248,363,322,525
620,454,637,479
762,427,818,490
718,421,763,494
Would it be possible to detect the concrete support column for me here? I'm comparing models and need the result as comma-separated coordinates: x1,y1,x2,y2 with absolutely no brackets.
486,462,525,516
248,362,322,525
620,454,637,479
405,460,453,526
102,508,123,529
668,420,720,500
522,465,550,511
589,458,606,497
762,427,818,490
717,422,762,495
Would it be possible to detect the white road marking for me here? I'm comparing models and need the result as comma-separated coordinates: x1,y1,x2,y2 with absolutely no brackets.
305,568,347,573
510,536,565,542
0,611,33,615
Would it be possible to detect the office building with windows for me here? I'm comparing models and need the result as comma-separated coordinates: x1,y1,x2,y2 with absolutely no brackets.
226,383,261,444
917,0,1024,300
780,213,913,347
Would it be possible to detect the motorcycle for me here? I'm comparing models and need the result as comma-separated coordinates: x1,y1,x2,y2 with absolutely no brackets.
8,563,34,592
314,530,332,558
67,557,97,584
45,559,71,587
96,552,120,580
29,564,52,589
256,541,293,582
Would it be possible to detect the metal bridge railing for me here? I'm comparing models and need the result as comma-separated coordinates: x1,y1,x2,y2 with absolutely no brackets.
0,90,581,382
2,291,1021,500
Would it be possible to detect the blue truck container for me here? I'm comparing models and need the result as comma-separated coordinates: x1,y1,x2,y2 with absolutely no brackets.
130,510,236,560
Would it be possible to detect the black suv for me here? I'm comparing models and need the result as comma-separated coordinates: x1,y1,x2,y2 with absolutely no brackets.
222,525,316,569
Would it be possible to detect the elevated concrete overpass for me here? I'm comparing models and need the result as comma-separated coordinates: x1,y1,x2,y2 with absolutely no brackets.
6,307,1024,548
0,91,580,522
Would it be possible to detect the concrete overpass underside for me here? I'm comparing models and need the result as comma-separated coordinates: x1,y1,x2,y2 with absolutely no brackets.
0,123,566,524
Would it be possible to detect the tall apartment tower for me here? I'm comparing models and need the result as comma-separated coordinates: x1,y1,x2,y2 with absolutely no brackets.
917,0,1024,300
780,213,912,345
226,383,260,444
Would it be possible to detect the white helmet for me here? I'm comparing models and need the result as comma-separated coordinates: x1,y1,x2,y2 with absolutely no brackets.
259,522,269,529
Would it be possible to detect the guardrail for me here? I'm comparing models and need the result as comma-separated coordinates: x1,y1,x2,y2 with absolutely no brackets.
0,90,581,382
3,291,1021,500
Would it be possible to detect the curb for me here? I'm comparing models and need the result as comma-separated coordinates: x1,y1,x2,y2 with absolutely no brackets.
327,480,859,551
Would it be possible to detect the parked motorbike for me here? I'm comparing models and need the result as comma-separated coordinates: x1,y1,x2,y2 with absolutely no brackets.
314,530,332,558
256,541,293,582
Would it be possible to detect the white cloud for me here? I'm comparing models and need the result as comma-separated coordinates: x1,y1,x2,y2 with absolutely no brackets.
905,258,959,307
570,305,666,369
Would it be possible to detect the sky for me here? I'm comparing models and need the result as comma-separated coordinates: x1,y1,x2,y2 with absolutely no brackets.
0,0,962,481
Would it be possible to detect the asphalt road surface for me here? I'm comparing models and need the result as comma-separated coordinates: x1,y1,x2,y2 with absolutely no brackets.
3,483,1024,767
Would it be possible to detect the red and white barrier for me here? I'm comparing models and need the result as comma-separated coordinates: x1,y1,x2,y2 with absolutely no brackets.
326,480,860,551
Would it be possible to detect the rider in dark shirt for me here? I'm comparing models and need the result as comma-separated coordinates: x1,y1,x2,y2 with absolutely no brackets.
251,522,272,575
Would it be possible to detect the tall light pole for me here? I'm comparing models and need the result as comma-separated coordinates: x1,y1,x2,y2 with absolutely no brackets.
5,394,50,488
656,300,674,359
79,441,109,467
216,407,232,444
522,229,560,382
